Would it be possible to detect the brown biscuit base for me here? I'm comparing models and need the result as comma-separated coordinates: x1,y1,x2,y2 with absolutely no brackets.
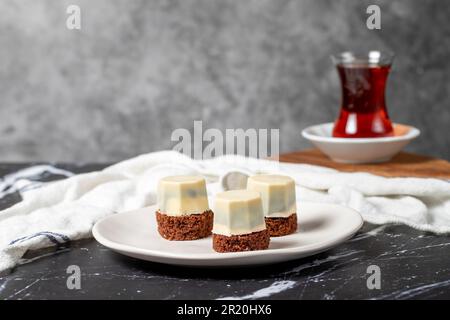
265,213,297,237
212,229,270,253
156,210,213,241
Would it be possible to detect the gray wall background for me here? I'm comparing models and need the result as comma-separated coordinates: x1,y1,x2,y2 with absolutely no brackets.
1,0,449,162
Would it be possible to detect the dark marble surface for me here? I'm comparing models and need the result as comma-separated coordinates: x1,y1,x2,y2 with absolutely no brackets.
1,163,450,300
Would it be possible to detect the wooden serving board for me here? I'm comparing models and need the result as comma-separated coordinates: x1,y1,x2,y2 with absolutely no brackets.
279,149,450,179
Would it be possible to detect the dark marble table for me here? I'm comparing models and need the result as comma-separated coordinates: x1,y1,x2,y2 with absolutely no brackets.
0,163,449,300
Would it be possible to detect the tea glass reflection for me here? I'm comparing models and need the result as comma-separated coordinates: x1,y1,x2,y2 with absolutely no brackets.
331,51,394,138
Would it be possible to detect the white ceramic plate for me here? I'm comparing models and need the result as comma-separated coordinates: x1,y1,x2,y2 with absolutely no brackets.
92,202,363,267
302,122,420,164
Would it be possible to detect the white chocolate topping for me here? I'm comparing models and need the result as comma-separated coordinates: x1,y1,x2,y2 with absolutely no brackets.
212,190,266,236
157,175,209,216
246,174,296,218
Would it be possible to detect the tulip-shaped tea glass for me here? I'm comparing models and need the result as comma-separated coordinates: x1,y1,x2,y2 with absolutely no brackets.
331,51,394,138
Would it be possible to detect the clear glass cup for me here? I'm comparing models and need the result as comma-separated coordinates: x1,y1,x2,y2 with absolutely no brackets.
331,50,395,138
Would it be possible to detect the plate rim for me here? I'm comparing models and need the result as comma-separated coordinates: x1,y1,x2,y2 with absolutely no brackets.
92,202,364,262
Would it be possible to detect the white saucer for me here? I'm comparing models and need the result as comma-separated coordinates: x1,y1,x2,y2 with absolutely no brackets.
302,123,420,164
92,202,363,267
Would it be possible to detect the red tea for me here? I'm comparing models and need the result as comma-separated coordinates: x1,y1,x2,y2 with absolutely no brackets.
333,63,393,138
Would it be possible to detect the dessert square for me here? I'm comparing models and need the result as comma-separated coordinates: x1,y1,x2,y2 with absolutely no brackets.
156,175,213,240
212,190,270,252
247,174,298,237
